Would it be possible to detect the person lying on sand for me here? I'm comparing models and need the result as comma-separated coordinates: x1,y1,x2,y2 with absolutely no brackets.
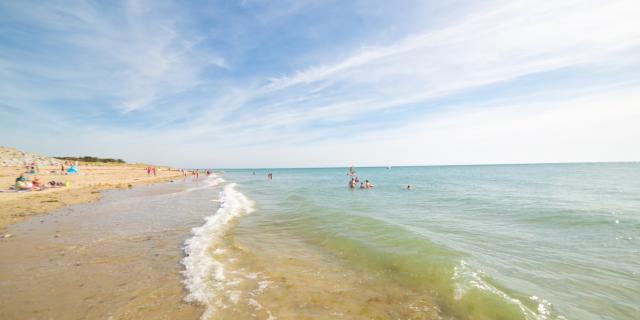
31,176,45,191
15,174,32,190
48,181,65,187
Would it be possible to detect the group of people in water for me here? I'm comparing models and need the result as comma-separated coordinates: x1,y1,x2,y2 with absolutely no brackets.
348,167,374,189
349,176,374,189
347,167,411,190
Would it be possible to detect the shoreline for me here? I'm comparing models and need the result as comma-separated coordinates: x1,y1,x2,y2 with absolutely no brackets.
0,178,213,319
0,164,183,231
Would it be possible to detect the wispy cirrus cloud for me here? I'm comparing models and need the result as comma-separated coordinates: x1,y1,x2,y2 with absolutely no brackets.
1,0,226,113
249,0,640,120
166,0,640,148
1,0,639,167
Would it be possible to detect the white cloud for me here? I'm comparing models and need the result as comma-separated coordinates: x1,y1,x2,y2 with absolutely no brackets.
1,0,226,113
2,0,639,167
219,85,640,168
258,0,640,118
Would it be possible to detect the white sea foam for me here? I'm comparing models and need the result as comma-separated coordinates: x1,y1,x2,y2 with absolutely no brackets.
182,176,225,194
181,183,255,319
452,260,565,320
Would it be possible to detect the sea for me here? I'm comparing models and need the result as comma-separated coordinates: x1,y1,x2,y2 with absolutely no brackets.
181,163,640,320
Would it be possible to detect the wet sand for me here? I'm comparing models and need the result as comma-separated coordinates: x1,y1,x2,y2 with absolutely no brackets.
0,178,216,319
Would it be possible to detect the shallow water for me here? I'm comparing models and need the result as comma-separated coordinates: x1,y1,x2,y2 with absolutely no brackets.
187,163,640,319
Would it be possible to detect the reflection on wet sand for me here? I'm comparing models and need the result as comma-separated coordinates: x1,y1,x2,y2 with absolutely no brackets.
0,180,212,319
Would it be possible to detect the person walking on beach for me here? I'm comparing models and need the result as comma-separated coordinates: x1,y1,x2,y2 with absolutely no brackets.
152,166,157,176
146,167,151,176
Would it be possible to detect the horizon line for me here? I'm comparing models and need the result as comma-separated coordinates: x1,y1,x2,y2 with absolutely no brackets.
201,160,639,171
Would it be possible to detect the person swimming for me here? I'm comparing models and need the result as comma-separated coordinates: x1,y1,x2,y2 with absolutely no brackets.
349,178,357,188
365,180,374,189
359,182,365,189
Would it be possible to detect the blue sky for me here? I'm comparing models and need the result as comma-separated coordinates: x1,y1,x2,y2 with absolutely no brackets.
1,0,639,168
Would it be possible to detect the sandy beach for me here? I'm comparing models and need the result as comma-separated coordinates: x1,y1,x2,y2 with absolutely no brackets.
0,164,182,231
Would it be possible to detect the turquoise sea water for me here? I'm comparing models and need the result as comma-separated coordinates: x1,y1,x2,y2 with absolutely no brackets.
187,163,640,319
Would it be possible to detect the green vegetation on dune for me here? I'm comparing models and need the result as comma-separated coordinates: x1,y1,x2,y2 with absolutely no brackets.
55,156,126,164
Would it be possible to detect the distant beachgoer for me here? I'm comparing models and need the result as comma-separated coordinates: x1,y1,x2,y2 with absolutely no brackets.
15,174,31,190
407,185,411,190
349,178,356,188
146,167,151,176
359,182,365,189
252,171,255,175
61,164,65,173
355,177,359,183
152,166,157,176
32,176,44,190
206,170,211,176
365,180,374,189
267,173,273,180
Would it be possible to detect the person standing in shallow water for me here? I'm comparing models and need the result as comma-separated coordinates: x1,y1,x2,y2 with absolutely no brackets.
267,173,273,180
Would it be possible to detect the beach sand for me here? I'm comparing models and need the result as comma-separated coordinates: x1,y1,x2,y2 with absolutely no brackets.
0,164,182,231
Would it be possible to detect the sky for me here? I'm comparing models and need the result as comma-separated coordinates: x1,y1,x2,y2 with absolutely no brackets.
1,0,639,168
